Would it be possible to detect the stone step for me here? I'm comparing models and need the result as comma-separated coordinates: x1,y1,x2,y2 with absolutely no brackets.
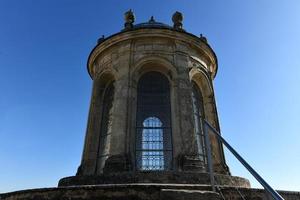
1,184,300,200
160,189,220,200
217,186,300,200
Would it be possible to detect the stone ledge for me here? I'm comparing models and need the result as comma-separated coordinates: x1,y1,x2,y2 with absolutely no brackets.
1,184,300,200
58,171,250,188
218,186,300,200
160,189,220,200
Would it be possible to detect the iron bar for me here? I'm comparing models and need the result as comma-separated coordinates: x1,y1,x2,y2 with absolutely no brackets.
204,119,284,200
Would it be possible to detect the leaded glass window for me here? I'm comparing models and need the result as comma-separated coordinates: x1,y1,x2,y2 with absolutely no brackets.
191,81,207,166
141,117,164,170
136,72,172,171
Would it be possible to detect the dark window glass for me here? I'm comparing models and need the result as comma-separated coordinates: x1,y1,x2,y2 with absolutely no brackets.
136,72,172,170
97,81,114,171
191,81,207,165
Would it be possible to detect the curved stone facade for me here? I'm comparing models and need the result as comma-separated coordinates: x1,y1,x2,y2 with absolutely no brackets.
59,172,250,188
72,23,229,185
1,11,299,200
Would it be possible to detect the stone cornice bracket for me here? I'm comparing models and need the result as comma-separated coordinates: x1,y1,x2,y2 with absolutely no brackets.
124,9,135,30
172,11,183,30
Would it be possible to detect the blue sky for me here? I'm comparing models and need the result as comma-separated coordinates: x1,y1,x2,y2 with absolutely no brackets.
1,0,300,193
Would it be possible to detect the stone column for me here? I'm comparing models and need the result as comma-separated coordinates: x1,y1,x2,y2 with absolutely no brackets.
103,76,131,173
173,53,201,171
80,80,105,175
208,80,230,174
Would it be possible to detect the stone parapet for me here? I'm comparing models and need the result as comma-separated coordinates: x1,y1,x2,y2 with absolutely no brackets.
1,184,299,200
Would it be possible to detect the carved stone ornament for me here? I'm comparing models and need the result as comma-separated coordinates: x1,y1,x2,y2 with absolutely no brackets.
97,35,105,44
172,11,183,30
200,34,208,43
124,9,135,29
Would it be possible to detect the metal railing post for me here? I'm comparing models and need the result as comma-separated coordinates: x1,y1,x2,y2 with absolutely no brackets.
203,122,216,192
203,119,284,200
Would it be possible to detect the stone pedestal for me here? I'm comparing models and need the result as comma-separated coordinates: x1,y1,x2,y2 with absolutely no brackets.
58,172,250,187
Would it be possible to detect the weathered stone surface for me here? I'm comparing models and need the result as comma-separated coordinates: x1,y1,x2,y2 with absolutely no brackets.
58,172,250,188
103,154,132,173
79,26,226,180
180,154,207,172
218,187,300,200
160,189,220,200
1,184,299,200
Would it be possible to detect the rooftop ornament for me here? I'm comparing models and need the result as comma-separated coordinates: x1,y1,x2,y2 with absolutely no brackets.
149,16,155,23
200,34,208,43
172,11,183,30
124,9,135,29
97,35,105,44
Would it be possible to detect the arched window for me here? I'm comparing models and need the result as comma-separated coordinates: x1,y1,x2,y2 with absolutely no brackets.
191,81,207,166
141,117,164,170
96,81,115,172
136,72,172,170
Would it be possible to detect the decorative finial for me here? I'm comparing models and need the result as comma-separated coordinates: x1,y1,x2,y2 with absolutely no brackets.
124,9,135,29
149,16,155,23
172,11,183,30
200,34,208,43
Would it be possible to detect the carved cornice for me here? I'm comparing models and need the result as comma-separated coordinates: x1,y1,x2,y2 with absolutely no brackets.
87,28,218,79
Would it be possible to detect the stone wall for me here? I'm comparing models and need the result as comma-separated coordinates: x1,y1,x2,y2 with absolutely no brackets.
1,184,299,200
219,187,300,200
58,172,250,188
77,27,229,179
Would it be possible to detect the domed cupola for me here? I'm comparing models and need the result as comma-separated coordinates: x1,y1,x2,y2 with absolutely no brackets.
60,10,249,189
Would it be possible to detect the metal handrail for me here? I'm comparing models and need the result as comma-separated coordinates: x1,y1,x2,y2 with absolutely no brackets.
203,119,284,200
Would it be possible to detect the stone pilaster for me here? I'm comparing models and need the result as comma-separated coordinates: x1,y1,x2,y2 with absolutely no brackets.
173,53,202,171
80,80,105,175
104,76,132,172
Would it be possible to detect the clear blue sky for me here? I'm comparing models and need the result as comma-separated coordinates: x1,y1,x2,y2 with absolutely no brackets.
1,0,299,193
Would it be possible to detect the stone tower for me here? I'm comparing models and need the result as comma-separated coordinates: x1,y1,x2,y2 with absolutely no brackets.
59,10,249,187
2,10,300,200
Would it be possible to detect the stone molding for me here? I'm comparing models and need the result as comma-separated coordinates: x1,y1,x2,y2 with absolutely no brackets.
3,184,299,200
87,29,218,79
58,172,250,188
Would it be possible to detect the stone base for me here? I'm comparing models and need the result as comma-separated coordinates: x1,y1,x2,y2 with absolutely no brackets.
181,155,207,172
218,186,300,200
58,172,250,188
1,184,300,200
0,184,219,200
103,154,132,173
